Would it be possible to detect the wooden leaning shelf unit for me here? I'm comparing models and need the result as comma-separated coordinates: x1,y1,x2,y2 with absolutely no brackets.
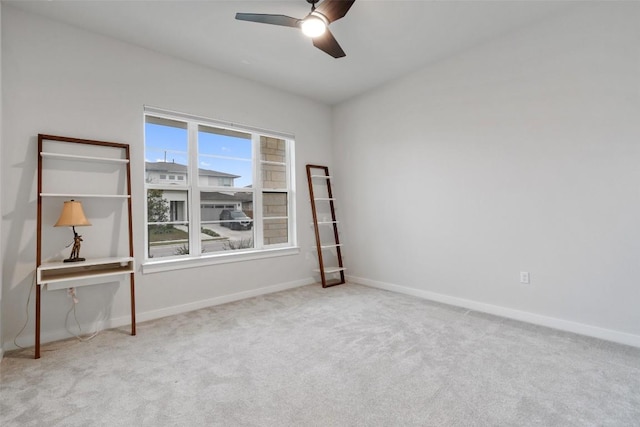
35,134,136,359
306,164,346,288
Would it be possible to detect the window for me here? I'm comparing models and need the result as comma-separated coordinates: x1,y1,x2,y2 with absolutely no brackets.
144,107,296,267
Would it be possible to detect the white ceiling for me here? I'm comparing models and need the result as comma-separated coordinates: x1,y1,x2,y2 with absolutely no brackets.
5,0,570,105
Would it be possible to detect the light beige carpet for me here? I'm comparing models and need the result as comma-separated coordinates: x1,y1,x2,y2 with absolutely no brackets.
1,283,639,426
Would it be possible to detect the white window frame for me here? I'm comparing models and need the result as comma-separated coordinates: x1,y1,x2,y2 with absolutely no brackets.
142,106,298,274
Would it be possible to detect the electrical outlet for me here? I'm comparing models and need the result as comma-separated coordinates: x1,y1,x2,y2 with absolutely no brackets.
520,272,530,284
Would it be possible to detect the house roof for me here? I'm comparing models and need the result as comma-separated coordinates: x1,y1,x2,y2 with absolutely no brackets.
145,162,239,179
200,192,253,203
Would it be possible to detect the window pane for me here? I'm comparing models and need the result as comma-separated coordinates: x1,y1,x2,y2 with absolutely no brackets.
262,163,286,189
147,189,189,258
263,192,287,218
263,192,288,246
200,191,254,254
145,117,188,184
260,136,286,163
198,125,252,188
264,218,288,245
261,137,287,189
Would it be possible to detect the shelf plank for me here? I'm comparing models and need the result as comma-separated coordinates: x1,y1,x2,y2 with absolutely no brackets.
313,267,346,274
40,193,130,198
325,267,346,273
320,244,343,249
38,256,133,270
40,152,129,164
38,257,135,288
326,267,346,273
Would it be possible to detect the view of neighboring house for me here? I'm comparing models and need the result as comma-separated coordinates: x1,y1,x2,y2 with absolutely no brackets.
145,161,239,187
145,161,251,222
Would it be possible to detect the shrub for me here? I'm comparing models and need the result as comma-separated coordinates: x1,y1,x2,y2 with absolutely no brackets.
174,244,206,255
201,227,220,237
223,237,253,251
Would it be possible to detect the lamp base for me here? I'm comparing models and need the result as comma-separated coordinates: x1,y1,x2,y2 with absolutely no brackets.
63,257,85,263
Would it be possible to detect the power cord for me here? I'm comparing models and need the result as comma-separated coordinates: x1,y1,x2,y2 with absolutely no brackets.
12,272,36,350
65,287,101,342
13,272,105,349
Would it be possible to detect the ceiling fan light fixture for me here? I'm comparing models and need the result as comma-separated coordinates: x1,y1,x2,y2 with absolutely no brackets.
235,0,355,58
301,15,327,38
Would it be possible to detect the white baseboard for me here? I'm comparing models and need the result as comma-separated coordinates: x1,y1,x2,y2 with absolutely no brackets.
3,277,315,353
348,275,640,349
131,277,315,324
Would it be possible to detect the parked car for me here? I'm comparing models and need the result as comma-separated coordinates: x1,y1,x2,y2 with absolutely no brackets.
219,210,253,230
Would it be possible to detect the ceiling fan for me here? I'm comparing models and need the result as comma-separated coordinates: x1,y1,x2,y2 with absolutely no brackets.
235,0,356,58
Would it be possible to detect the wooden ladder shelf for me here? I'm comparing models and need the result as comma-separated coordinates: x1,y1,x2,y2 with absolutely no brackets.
306,164,345,288
35,134,136,359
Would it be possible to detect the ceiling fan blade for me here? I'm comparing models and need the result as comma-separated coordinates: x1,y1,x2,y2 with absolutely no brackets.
312,29,346,58
235,13,300,28
315,0,356,23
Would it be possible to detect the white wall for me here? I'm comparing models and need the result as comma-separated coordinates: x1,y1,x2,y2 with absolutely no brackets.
334,3,640,346
1,6,331,350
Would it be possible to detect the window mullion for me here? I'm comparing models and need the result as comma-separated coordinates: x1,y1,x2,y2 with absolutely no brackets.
253,134,263,249
188,122,201,256
287,139,296,247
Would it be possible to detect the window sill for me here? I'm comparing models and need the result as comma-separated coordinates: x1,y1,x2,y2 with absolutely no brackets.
141,246,300,274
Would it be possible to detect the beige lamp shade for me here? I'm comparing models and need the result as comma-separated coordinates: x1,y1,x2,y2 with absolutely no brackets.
54,200,91,227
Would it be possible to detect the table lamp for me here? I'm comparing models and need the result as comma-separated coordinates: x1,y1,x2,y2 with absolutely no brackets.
54,200,91,262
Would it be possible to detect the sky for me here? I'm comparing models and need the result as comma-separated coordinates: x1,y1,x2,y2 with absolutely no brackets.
145,122,253,187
